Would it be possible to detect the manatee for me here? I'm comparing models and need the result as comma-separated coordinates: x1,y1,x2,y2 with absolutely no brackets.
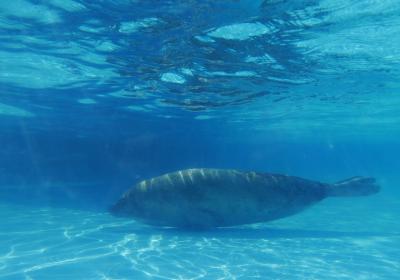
110,168,380,229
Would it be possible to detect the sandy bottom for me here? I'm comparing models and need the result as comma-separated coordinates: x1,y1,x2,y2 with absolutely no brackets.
0,195,399,279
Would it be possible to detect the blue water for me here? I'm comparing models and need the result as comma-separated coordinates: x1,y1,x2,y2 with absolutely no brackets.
1,0,400,279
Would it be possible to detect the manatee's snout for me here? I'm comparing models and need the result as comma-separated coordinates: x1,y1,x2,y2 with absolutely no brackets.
109,200,126,216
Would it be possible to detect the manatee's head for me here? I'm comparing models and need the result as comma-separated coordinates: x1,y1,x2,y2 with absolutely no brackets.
109,192,134,217
109,200,124,216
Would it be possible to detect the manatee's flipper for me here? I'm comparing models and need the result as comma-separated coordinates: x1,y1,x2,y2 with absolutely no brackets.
326,177,380,197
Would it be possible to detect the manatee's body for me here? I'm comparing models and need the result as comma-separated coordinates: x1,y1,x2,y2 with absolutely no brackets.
111,168,379,228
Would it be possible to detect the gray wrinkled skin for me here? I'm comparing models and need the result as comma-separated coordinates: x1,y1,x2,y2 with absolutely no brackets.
111,168,328,229
111,169,326,228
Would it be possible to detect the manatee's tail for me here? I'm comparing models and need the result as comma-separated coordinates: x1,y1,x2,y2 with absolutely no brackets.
326,177,380,197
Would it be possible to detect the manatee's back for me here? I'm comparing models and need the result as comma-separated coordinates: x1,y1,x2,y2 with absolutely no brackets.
111,169,220,226
111,168,327,228
111,168,244,227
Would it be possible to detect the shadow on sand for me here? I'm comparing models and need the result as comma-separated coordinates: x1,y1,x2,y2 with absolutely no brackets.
110,222,400,240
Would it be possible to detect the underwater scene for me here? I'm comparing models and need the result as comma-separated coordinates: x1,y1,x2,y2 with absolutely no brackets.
0,0,399,279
